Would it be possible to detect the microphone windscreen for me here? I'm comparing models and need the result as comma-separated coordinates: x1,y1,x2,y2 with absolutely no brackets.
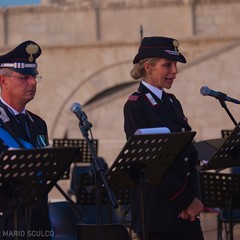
70,102,81,113
200,86,210,96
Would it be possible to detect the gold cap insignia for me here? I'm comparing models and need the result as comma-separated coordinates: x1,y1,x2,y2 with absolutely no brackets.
26,43,39,62
173,39,179,51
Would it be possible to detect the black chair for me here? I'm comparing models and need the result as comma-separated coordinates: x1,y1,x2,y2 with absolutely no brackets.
77,223,132,240
48,201,84,240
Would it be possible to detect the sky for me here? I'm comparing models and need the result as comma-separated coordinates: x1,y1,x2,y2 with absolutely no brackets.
0,0,40,7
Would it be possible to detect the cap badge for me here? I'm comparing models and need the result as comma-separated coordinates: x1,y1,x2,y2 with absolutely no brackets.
173,39,179,51
26,43,39,62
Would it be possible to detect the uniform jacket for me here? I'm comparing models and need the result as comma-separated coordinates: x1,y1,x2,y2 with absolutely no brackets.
123,83,200,233
0,100,51,239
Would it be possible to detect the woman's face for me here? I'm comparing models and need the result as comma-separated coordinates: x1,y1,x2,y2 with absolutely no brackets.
143,58,178,89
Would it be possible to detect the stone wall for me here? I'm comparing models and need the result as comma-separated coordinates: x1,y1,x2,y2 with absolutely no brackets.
0,1,240,166
41,0,240,6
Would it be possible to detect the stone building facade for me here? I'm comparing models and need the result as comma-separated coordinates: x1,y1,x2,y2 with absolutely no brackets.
0,0,240,165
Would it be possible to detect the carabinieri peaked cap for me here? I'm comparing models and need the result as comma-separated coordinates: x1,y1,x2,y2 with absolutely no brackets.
133,36,186,64
0,40,42,76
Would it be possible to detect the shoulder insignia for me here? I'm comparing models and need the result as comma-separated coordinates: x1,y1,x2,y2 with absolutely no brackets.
128,95,139,101
0,107,10,123
145,93,158,106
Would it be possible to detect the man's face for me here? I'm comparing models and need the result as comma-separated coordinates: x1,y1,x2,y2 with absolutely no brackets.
1,70,37,106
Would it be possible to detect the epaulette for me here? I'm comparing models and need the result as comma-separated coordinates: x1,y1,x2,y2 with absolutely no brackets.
127,92,142,101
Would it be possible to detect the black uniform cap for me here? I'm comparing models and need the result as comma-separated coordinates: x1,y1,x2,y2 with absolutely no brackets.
133,36,186,64
0,40,41,76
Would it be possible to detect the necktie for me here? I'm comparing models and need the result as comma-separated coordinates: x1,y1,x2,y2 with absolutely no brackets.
15,113,29,141
161,91,167,101
162,92,181,117
162,91,172,107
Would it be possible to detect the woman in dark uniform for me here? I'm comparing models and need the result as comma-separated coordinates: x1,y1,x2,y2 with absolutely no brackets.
124,36,205,240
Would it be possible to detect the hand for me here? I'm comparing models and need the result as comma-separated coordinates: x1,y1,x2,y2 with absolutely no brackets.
178,210,198,221
185,197,204,221
178,210,190,220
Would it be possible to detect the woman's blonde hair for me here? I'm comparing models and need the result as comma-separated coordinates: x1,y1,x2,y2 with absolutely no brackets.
130,58,159,80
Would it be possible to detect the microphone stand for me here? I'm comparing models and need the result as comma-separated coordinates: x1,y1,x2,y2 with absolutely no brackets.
77,117,118,240
218,99,237,126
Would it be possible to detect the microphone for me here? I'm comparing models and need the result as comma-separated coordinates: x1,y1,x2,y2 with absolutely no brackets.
200,86,240,104
70,102,88,123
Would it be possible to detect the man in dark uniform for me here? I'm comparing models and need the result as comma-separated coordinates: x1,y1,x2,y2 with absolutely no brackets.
0,41,52,239
124,36,205,240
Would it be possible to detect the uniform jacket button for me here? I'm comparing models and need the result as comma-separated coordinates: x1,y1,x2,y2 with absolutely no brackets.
184,157,189,162
181,128,185,132
187,172,190,176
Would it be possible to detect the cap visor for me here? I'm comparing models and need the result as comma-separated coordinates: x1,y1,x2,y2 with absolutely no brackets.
10,68,38,76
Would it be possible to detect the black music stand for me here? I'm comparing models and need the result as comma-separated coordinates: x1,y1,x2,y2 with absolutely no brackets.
198,122,240,240
199,171,240,240
105,132,196,240
53,138,98,180
76,171,130,224
77,172,130,205
53,138,98,164
0,147,80,233
200,122,240,171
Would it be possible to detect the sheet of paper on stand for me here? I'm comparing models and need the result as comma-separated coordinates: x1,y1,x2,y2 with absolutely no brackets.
134,127,171,135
